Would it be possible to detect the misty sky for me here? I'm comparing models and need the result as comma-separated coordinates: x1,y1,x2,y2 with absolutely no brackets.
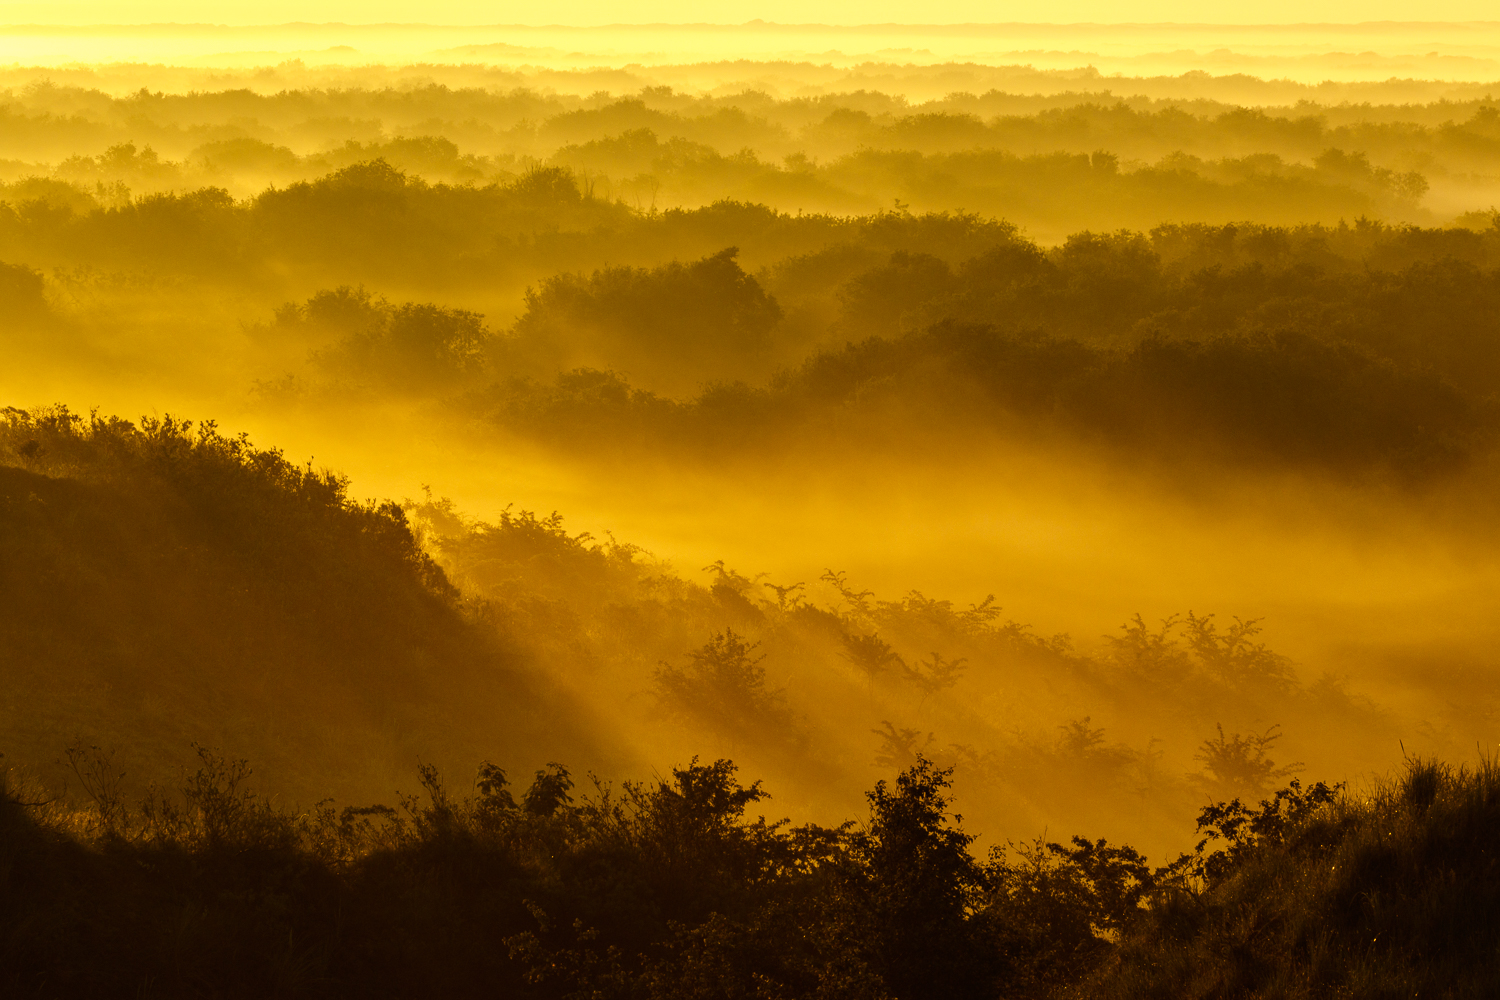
2,0,1497,24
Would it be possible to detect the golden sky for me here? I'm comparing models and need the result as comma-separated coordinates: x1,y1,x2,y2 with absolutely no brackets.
5,9,1498,81
3,1,1498,25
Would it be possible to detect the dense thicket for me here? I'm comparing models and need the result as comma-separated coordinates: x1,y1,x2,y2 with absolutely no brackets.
0,753,1026,999
6,744,1492,999
468,316,1485,480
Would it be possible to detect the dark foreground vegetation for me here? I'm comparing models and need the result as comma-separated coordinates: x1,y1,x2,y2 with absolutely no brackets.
6,66,1500,997
4,746,1497,999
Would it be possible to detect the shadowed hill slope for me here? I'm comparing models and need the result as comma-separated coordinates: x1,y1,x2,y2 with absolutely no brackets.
0,406,602,804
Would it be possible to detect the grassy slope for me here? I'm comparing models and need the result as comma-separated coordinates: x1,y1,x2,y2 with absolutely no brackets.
0,407,596,804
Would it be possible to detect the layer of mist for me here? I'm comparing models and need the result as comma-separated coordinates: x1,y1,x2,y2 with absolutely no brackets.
4,41,1500,920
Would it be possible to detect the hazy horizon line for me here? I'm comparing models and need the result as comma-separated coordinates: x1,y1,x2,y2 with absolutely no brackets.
4,19,1500,30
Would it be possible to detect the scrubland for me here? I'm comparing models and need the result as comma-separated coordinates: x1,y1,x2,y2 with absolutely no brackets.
5,37,1500,996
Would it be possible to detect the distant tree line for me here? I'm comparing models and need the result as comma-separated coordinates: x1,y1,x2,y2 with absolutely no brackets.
225,201,1500,480
7,81,1498,226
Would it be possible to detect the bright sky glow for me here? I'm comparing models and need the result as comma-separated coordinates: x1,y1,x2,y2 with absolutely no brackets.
2,0,1500,25
4,19,1500,87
